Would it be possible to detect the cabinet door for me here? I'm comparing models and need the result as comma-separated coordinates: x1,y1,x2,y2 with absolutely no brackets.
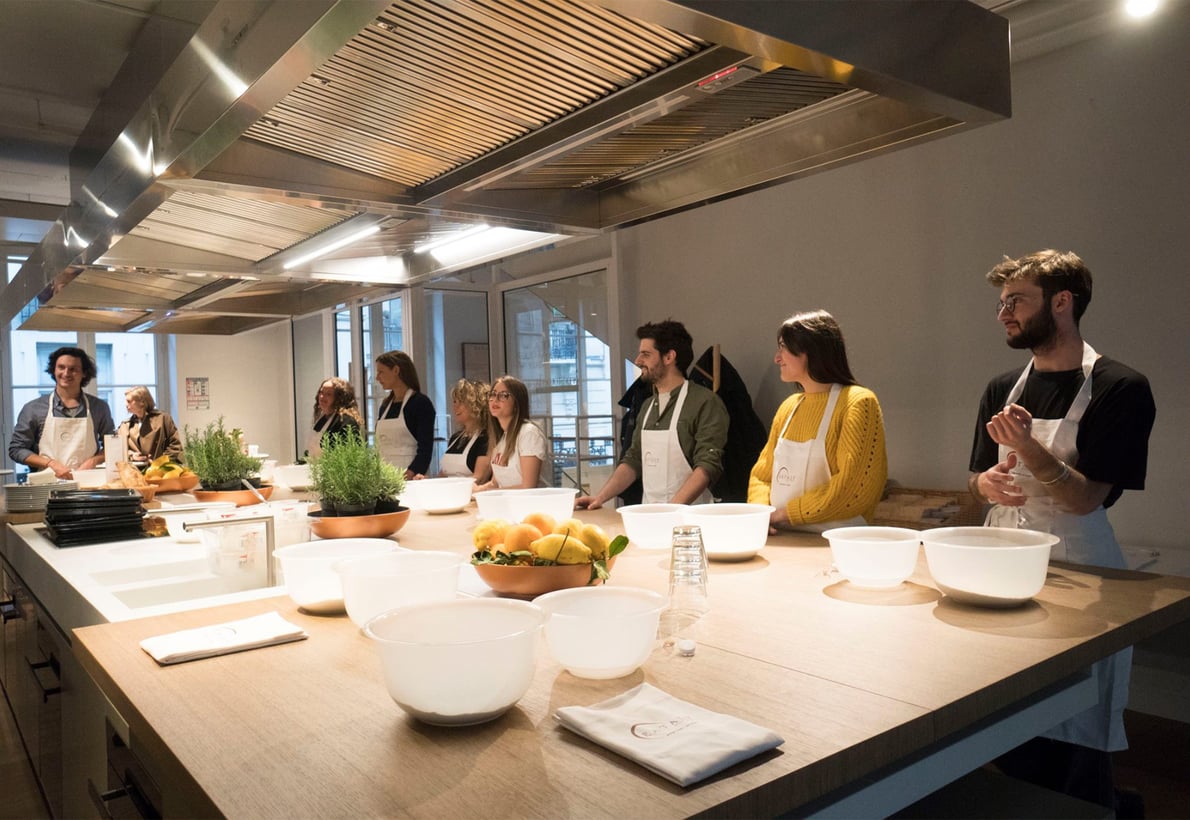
33,612,65,819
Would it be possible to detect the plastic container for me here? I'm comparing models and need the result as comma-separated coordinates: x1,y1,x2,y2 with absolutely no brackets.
616,503,688,550
822,526,922,589
403,477,473,513
274,539,398,614
536,586,666,679
682,503,774,561
921,526,1058,607
364,598,543,725
473,488,577,523
334,550,462,627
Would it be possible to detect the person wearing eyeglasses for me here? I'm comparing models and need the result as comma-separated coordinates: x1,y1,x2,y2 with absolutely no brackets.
374,350,436,480
746,311,887,532
968,250,1155,808
576,320,728,509
476,376,548,490
9,346,115,479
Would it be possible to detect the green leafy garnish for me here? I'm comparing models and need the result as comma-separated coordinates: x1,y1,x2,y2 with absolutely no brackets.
588,534,629,584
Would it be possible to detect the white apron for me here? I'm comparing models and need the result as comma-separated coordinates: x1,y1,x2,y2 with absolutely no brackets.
490,430,525,488
376,391,418,473
986,341,1129,751
440,432,479,477
771,385,866,533
42,394,98,470
640,381,711,505
304,418,327,460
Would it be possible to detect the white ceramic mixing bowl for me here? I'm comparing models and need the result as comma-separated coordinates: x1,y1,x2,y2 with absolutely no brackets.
474,488,577,523
616,504,688,550
335,550,462,627
403,477,473,513
823,526,922,589
921,526,1058,606
274,539,398,614
535,586,666,679
364,598,543,725
682,503,774,561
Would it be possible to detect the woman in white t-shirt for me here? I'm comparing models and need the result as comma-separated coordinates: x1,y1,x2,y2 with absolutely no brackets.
475,375,549,490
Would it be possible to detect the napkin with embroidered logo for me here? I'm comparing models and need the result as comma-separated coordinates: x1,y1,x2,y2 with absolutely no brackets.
140,611,307,665
555,683,783,786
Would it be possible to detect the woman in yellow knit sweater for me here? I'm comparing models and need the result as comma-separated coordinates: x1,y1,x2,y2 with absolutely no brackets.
748,310,888,532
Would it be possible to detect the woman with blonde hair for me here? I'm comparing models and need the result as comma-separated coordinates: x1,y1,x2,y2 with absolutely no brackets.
374,350,436,479
118,386,183,463
305,377,363,460
748,310,887,531
475,375,549,490
440,379,491,482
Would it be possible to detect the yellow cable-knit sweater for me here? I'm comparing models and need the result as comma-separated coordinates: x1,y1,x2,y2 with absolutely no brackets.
747,385,888,527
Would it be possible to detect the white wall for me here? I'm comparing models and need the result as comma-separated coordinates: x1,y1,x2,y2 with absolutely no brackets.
506,7,1190,552
172,322,297,464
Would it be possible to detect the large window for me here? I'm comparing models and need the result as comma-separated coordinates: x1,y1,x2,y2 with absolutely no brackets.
501,267,616,491
4,256,162,471
361,296,403,435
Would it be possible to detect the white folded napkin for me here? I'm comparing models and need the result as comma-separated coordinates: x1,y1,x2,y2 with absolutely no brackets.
140,612,307,665
555,683,783,787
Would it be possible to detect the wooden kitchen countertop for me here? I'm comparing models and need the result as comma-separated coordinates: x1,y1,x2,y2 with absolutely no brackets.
72,508,1190,818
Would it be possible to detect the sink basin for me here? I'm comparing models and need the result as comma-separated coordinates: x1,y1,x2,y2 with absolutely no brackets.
112,573,276,609
90,558,209,587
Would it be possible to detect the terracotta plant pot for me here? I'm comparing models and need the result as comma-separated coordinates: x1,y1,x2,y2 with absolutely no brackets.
193,485,275,507
308,506,410,539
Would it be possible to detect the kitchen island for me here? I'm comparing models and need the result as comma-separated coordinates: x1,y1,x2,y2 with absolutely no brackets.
55,507,1190,818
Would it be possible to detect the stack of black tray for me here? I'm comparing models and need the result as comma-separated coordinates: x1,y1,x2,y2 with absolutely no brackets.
42,489,146,547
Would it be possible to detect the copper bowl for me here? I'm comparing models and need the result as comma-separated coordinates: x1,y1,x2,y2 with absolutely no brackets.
308,507,411,539
146,473,200,493
473,557,617,599
193,484,275,507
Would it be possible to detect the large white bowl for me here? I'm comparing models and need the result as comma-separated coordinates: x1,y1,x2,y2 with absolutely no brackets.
617,503,688,550
274,539,399,613
921,526,1059,607
474,488,578,523
335,550,462,627
682,503,775,562
823,526,922,589
272,463,311,490
404,477,473,513
364,598,543,725
536,586,666,679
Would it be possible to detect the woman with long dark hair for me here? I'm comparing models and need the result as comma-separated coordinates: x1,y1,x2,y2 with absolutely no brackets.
374,350,436,479
475,375,549,489
304,377,363,460
748,310,888,531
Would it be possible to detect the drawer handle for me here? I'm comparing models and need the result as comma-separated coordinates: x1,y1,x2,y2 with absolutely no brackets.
27,658,62,701
87,776,160,820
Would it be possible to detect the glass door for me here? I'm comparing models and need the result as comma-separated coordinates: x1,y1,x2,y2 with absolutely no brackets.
501,267,616,491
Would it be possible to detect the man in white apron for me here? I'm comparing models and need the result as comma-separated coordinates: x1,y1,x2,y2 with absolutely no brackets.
9,346,116,479
576,320,728,509
968,250,1155,808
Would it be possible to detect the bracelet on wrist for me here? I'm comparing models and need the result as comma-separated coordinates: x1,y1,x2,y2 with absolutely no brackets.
1040,461,1071,486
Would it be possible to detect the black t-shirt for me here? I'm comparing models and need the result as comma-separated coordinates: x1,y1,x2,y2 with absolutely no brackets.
378,391,436,475
444,430,488,473
969,356,1155,508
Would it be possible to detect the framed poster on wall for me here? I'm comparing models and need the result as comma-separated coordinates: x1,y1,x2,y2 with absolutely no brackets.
462,343,490,382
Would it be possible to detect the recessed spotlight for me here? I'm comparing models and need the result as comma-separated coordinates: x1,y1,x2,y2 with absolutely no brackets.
1124,0,1160,18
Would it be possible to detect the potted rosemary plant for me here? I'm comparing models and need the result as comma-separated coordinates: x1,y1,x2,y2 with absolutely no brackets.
183,417,264,494
308,427,405,516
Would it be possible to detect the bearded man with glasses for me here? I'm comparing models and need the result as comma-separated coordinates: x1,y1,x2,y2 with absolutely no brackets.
968,249,1156,809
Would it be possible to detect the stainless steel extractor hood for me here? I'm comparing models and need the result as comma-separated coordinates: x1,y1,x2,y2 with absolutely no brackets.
2,0,1009,334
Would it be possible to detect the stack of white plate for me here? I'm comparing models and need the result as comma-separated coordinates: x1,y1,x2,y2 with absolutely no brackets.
3,481,79,512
